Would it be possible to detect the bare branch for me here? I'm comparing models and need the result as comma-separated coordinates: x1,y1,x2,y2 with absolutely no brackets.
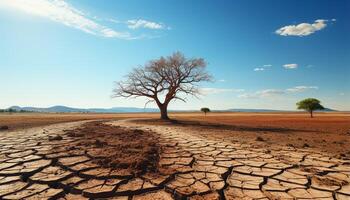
112,51,212,119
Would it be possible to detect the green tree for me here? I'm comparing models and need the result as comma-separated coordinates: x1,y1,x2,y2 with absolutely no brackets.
296,98,324,118
200,107,210,116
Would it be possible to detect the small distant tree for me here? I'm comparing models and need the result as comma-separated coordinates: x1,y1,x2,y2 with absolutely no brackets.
296,98,324,118
8,108,16,113
200,107,210,116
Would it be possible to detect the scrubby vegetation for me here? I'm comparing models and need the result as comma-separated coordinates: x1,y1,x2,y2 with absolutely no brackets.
0,109,32,113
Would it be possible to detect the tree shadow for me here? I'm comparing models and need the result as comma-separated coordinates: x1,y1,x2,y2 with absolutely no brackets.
135,118,316,133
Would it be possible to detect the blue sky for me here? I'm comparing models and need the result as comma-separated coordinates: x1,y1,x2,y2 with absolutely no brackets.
0,0,349,110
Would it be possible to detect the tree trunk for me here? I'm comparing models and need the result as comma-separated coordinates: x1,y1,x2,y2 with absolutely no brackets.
310,110,313,118
159,104,169,120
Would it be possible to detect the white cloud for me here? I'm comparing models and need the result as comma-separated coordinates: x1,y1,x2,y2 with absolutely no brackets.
286,86,318,93
254,68,265,71
254,64,272,72
339,92,345,96
0,0,148,40
110,18,169,31
217,79,226,82
238,93,258,99
0,0,170,40
239,89,285,98
283,63,298,69
258,89,285,97
239,86,318,98
107,18,120,23
200,88,244,95
276,19,330,36
127,19,165,30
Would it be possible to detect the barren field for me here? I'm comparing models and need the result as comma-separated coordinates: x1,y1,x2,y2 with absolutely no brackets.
0,113,158,131
0,112,350,199
136,112,350,157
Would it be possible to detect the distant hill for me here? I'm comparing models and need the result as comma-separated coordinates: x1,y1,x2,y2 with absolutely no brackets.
316,107,338,112
7,106,339,113
8,106,159,113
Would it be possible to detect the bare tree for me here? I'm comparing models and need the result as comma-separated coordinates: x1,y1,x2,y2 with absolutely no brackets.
113,52,212,120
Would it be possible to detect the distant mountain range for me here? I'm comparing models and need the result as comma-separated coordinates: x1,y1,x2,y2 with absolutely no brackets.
7,105,338,113
8,106,159,113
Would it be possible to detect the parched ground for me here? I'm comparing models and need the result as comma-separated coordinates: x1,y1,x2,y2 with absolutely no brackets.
0,113,350,199
0,113,159,131
136,113,350,157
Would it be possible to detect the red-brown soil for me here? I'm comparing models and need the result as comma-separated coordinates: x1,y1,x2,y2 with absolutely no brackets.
135,112,350,157
1,115,350,199
61,121,160,174
0,113,158,131
2,112,349,156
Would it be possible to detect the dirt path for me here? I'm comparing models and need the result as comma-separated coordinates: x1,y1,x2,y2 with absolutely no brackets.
0,119,349,199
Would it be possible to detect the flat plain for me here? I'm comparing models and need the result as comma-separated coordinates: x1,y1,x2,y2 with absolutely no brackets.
0,112,349,199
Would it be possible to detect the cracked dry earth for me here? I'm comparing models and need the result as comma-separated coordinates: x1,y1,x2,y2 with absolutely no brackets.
0,119,350,200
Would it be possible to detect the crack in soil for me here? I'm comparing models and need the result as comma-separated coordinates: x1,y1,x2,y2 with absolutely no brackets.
0,119,349,199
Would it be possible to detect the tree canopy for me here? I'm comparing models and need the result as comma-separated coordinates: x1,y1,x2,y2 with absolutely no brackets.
296,98,324,118
200,107,210,115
